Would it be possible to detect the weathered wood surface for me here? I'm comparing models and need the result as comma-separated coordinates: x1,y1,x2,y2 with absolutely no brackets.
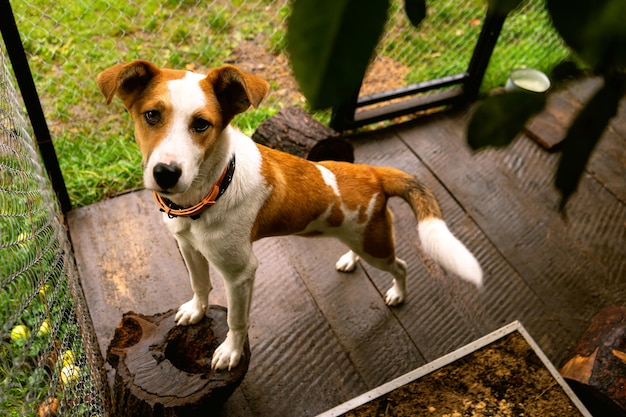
68,77,626,416
107,307,249,417
560,306,626,411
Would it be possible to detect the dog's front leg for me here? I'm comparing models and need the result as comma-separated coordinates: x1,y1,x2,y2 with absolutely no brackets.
210,251,258,371
174,239,212,326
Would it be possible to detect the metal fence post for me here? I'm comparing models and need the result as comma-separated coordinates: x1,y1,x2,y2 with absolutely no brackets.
0,0,72,213
464,8,508,101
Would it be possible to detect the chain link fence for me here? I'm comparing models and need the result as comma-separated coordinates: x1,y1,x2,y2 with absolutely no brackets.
8,0,568,208
0,46,108,416
1,0,567,415
368,0,566,96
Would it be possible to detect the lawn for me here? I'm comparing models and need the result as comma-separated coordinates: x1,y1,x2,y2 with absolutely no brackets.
11,0,568,208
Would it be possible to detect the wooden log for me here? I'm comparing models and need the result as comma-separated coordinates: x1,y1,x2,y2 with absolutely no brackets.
107,307,250,417
252,106,354,162
560,306,626,415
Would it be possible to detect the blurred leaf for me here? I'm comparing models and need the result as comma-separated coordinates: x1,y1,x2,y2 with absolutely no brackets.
404,0,426,27
550,61,585,84
287,0,389,110
547,0,626,71
555,74,625,209
467,91,546,149
487,0,523,16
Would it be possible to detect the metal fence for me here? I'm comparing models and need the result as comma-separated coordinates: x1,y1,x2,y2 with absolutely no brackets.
0,44,108,416
7,0,568,208
1,0,567,415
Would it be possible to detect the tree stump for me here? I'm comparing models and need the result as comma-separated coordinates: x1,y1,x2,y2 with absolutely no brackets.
252,106,354,162
107,307,250,417
560,306,626,416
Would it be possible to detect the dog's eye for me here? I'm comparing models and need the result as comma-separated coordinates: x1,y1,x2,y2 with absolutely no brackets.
144,110,160,126
191,118,211,133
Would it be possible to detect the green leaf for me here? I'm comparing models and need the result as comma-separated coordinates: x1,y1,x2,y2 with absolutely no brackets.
467,91,546,150
404,0,426,28
287,0,389,110
487,0,524,16
555,74,625,209
547,0,626,71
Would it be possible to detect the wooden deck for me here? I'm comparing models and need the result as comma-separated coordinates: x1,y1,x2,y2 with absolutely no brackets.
67,78,626,416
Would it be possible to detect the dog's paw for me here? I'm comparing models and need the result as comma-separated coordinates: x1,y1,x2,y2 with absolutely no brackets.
384,284,405,306
211,332,244,371
335,251,360,273
175,297,207,325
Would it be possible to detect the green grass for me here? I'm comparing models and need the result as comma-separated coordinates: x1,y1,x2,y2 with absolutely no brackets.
11,0,568,208
13,0,290,208
0,152,96,415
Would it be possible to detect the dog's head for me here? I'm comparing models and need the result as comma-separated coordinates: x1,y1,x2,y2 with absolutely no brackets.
97,60,269,194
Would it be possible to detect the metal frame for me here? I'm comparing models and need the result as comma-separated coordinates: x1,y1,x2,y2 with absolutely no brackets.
0,0,72,213
317,321,593,417
330,8,507,131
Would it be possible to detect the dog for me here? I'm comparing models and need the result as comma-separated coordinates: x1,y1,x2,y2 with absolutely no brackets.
97,60,483,371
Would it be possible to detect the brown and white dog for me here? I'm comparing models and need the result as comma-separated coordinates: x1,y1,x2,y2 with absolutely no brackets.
97,60,483,371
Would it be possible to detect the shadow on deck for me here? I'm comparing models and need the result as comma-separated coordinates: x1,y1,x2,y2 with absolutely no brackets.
67,78,626,416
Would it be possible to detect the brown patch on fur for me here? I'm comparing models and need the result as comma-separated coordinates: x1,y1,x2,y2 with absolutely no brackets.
363,201,396,260
250,143,444,269
203,65,269,126
376,167,442,221
98,62,190,162
251,146,344,240
326,204,345,228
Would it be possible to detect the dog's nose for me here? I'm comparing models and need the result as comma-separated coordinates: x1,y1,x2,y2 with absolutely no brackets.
153,162,182,190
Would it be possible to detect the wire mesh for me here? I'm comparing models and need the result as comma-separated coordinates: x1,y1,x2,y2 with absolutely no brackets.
0,46,108,416
8,0,569,208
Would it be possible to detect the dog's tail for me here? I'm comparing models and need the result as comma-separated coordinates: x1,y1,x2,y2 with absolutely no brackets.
380,168,483,288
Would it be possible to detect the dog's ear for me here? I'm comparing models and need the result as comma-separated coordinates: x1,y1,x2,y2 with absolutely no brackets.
205,65,269,121
97,60,160,106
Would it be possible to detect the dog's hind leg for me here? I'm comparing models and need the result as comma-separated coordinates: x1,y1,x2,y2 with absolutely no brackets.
341,205,408,306
175,239,212,326
363,255,408,306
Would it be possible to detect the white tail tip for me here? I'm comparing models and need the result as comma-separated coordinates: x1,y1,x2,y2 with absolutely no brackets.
418,218,483,288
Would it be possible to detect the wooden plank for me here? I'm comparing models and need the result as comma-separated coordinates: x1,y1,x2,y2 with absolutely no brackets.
524,77,601,150
238,238,369,417
68,190,370,417
565,77,603,105
526,76,625,202
350,127,575,363
490,135,626,282
274,235,426,388
558,77,625,203
587,128,626,204
611,96,626,140
393,111,620,354
526,88,582,150
67,191,193,360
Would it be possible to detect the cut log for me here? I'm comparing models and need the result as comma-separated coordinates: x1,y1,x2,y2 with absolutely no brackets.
560,306,626,415
252,106,354,162
107,307,250,417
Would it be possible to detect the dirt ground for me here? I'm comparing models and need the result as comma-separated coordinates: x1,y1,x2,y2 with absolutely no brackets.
342,332,585,417
221,38,410,109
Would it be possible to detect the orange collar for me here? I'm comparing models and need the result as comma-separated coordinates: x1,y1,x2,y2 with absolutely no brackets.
153,155,236,219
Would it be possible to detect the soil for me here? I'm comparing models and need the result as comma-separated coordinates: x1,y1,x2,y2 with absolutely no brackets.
221,38,410,109
342,332,585,417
